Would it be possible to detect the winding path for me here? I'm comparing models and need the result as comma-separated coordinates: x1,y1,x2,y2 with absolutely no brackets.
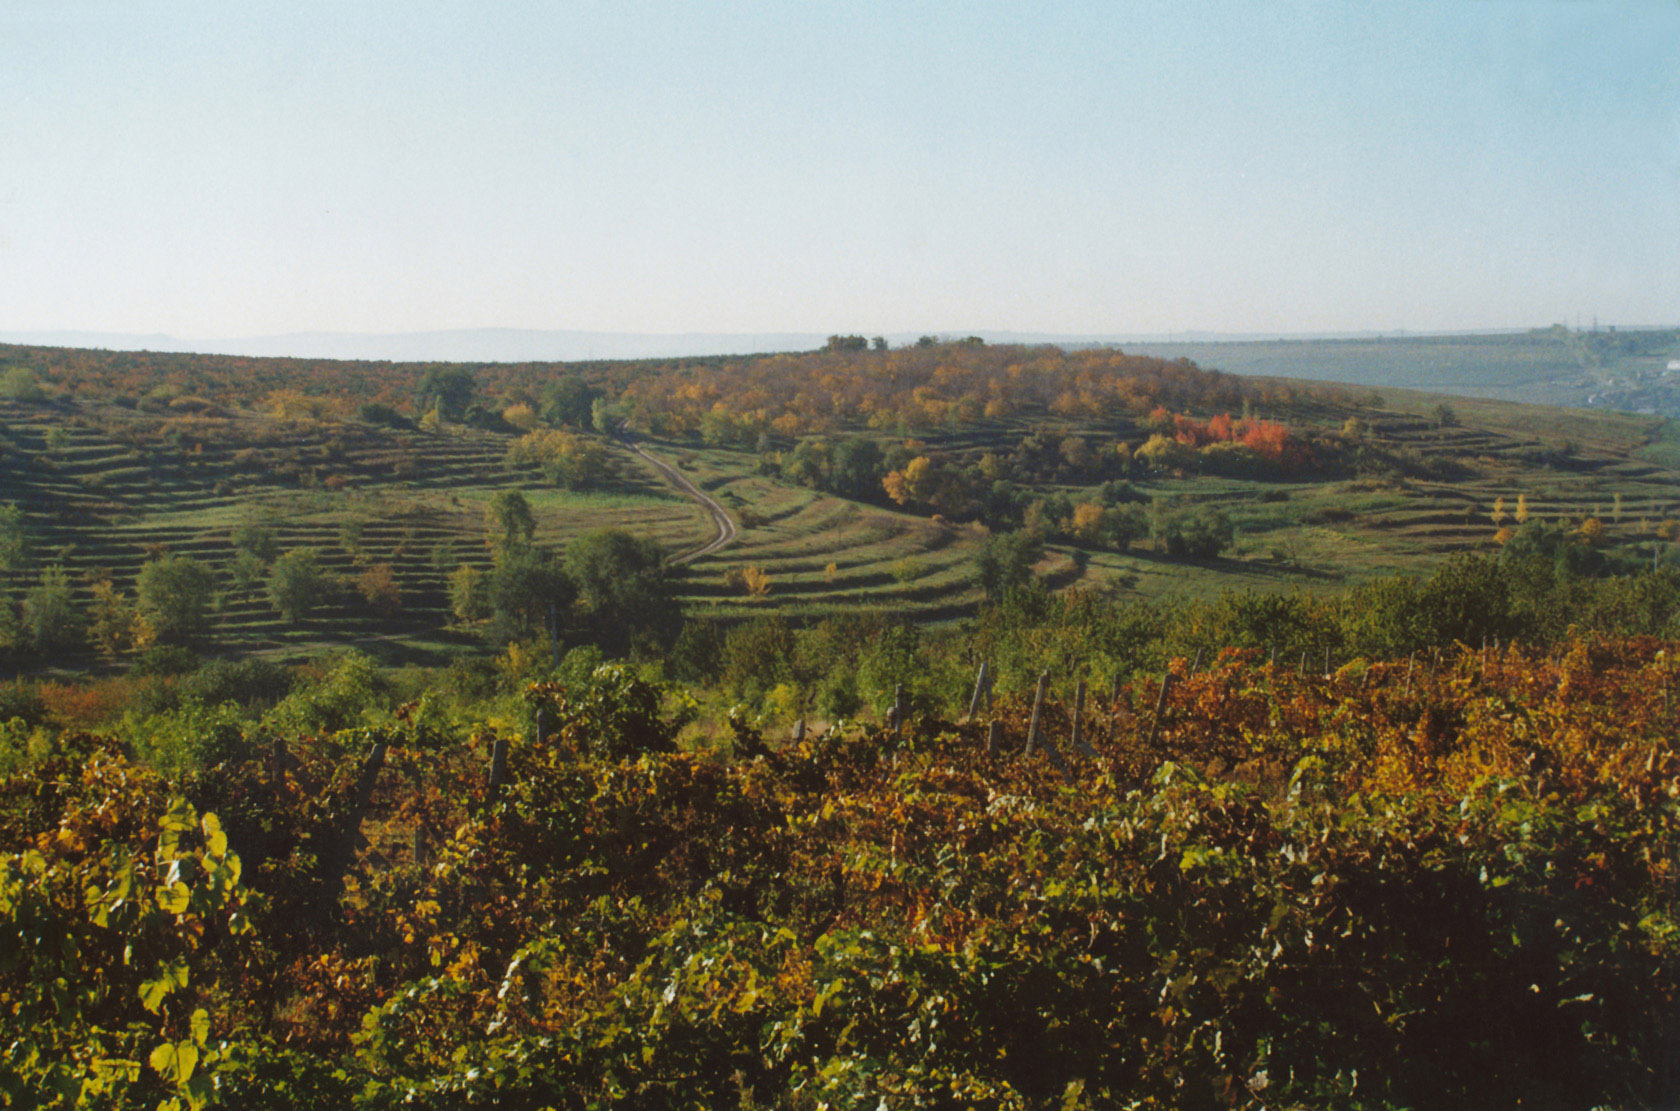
620,434,738,563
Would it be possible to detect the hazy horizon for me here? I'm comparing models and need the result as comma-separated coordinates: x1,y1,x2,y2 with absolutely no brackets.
3,2,1676,341
9,321,1676,368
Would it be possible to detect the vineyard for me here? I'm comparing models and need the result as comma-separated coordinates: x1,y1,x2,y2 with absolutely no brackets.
3,637,1676,1108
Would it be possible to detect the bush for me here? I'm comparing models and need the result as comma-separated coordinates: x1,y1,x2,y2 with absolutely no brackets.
267,548,329,623
1152,504,1235,559
180,658,294,711
527,664,690,759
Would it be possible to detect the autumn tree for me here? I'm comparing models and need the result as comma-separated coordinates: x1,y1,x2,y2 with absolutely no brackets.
448,564,489,624
882,456,937,507
1069,502,1106,544
354,563,402,615
508,430,608,489
87,578,145,657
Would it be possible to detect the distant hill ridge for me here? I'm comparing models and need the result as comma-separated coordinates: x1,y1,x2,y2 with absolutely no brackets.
0,325,1606,364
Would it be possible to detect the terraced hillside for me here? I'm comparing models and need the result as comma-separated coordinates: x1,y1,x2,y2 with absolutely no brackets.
0,400,712,662
3,337,1680,671
632,442,991,623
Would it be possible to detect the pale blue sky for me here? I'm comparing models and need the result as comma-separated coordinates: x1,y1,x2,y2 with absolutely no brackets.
2,1,1676,339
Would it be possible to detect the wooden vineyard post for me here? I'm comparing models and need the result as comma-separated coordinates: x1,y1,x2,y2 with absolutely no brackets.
1071,678,1096,759
892,684,908,736
965,661,990,723
1111,670,1124,706
313,739,389,918
1403,653,1415,696
1024,671,1050,756
986,720,1002,757
1145,670,1175,748
353,741,387,816
488,736,509,800
1187,648,1204,680
534,707,552,746
791,718,806,743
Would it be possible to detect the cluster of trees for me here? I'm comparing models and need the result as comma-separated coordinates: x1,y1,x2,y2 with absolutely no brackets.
446,490,680,657
616,340,1348,440
504,428,610,489
768,430,1236,560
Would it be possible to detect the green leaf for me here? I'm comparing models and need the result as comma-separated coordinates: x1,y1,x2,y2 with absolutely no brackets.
200,813,227,859
189,1008,210,1046
148,1040,198,1084
139,977,171,1014
157,881,191,914
160,798,197,834
139,957,191,1013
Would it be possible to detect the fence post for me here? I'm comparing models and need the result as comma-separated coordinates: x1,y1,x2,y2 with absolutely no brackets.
791,718,806,743
1024,671,1050,756
1187,647,1204,680
965,661,990,723
534,707,552,746
986,720,1002,757
1071,678,1096,758
488,736,509,799
1145,670,1175,748
893,684,908,735
312,740,388,917
353,742,387,813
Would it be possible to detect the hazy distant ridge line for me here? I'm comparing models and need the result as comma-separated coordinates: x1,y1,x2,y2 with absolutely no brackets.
7,325,1671,364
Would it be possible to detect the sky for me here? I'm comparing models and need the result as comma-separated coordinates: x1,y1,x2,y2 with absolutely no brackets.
1,0,1676,342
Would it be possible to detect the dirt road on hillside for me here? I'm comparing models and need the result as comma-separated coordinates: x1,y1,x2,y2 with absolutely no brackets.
621,436,738,563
